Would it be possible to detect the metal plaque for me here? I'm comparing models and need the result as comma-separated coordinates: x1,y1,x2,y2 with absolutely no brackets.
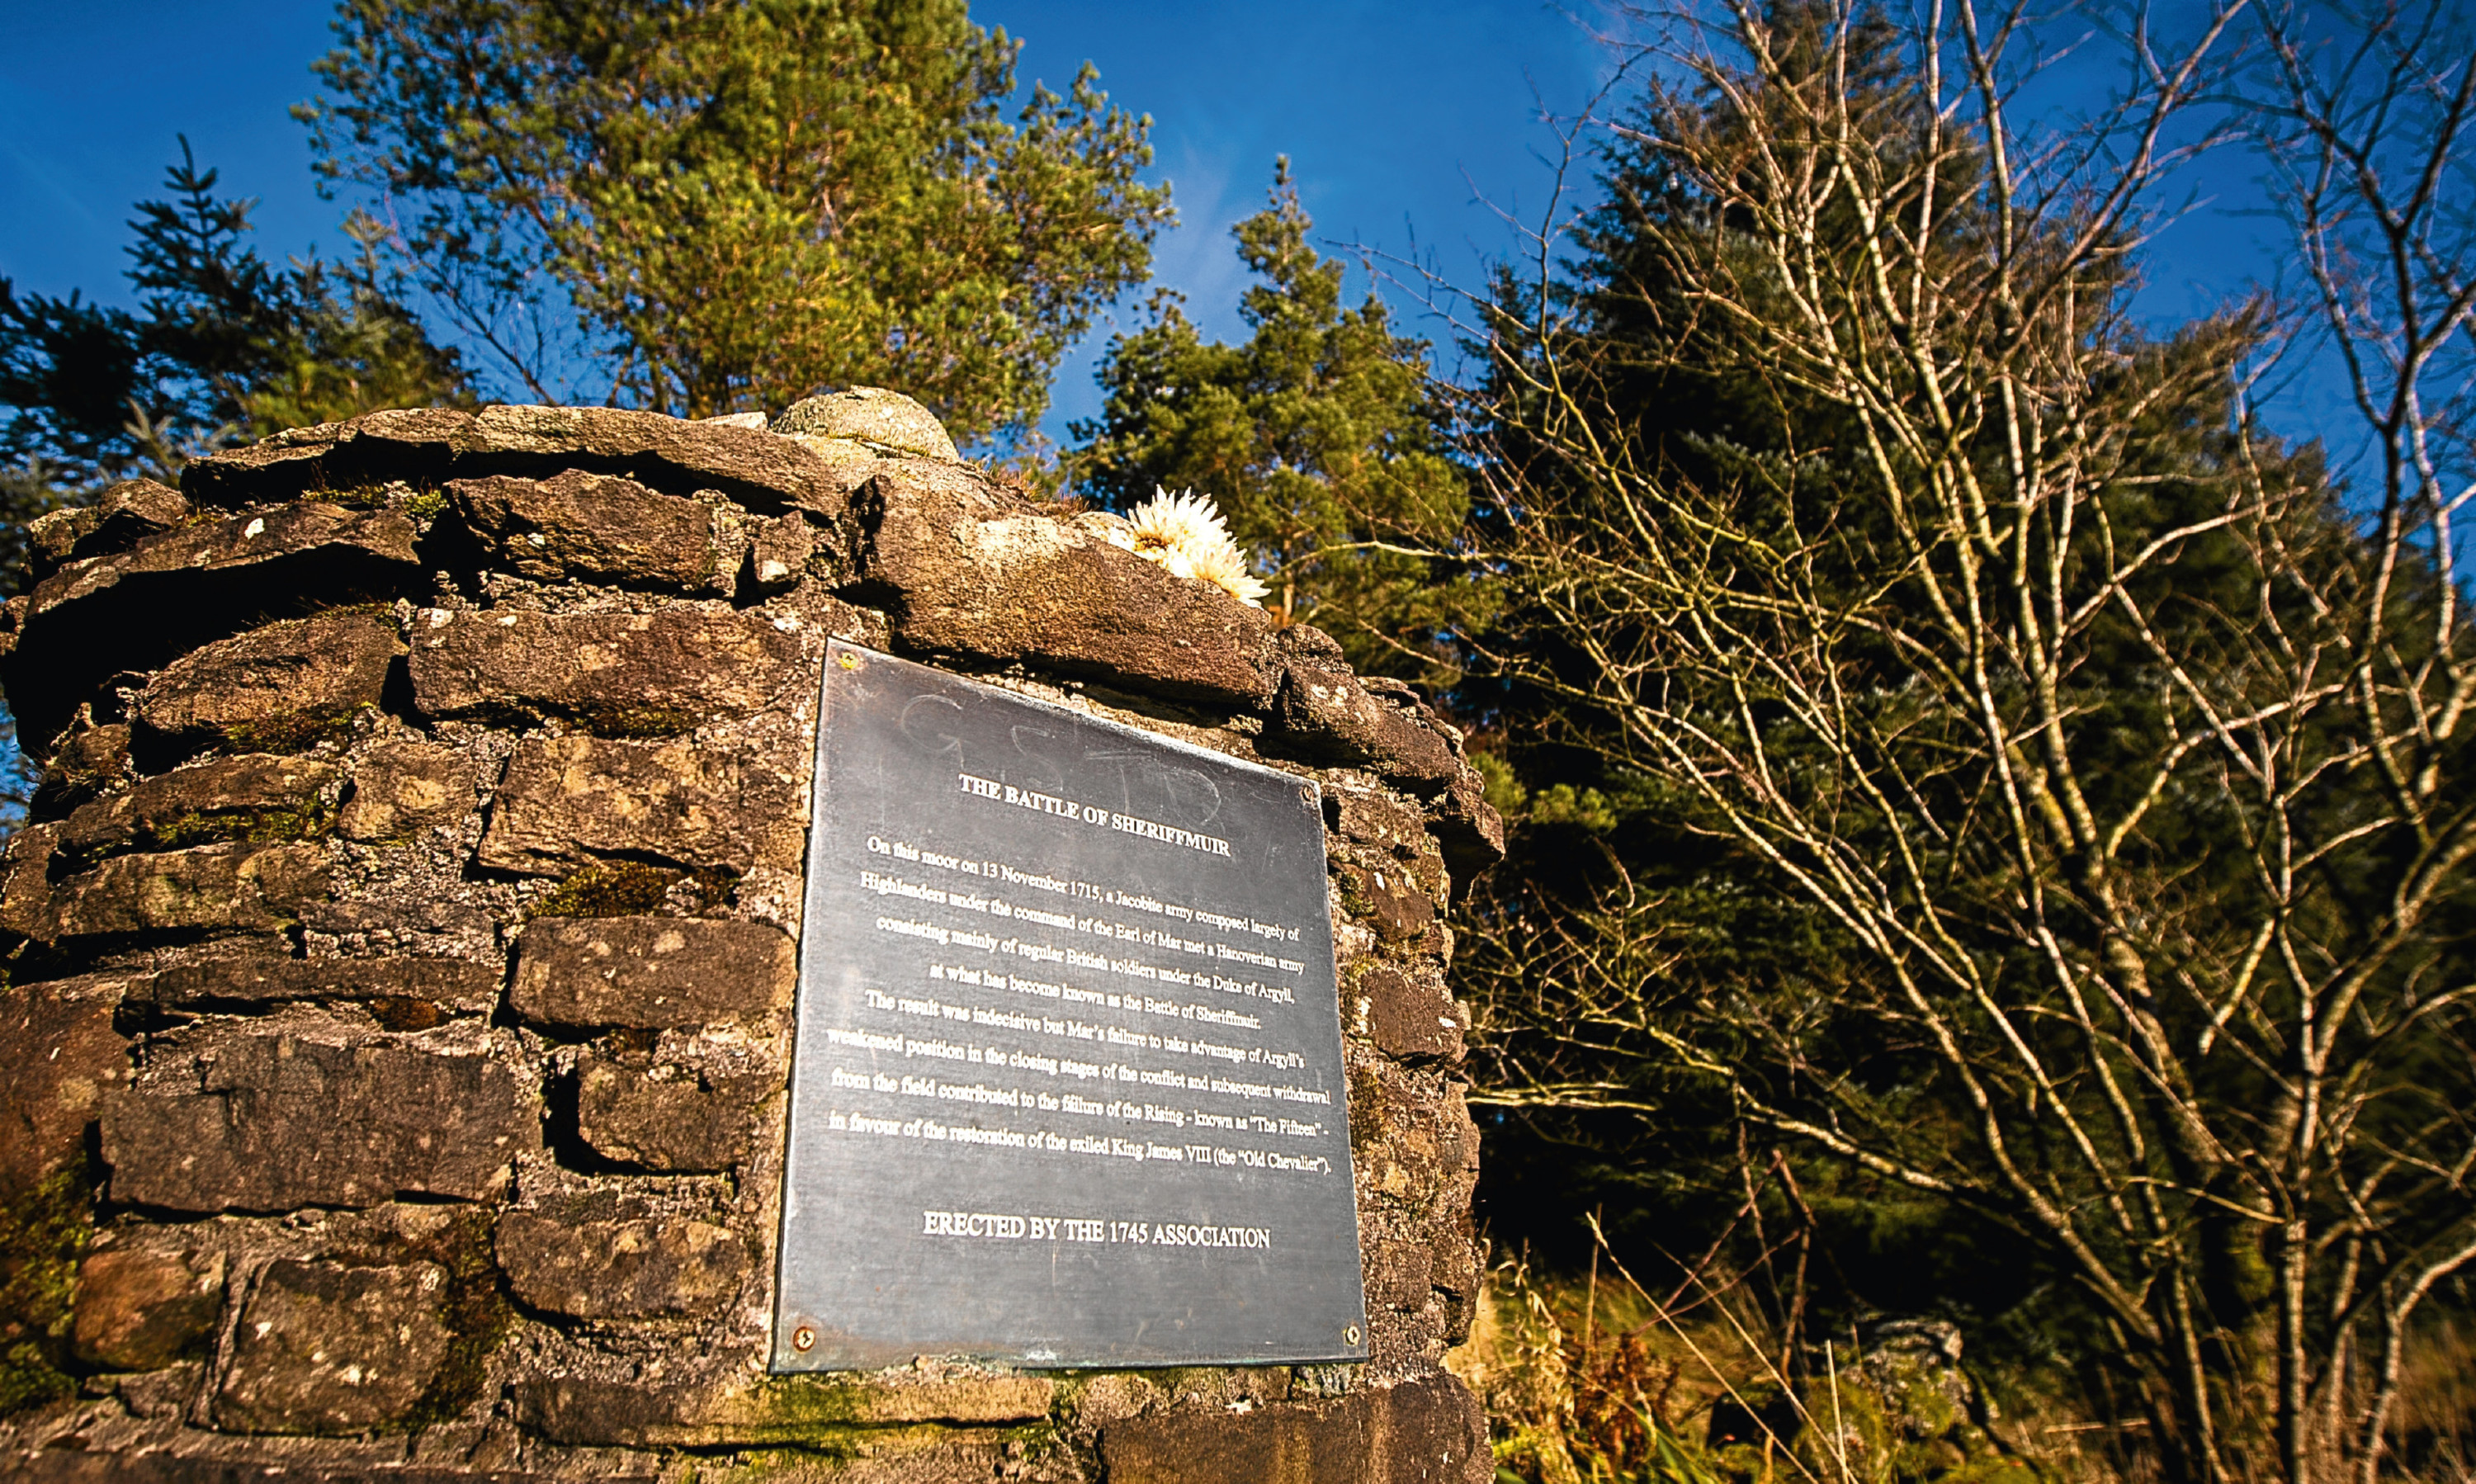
772,642,1368,1370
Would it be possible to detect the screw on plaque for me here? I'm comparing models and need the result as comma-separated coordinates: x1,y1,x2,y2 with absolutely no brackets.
792,1326,817,1352
1300,783,1316,805
837,651,861,671
1344,1324,1363,1346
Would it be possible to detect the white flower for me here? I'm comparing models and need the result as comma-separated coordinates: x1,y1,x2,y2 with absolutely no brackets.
1178,534,1269,607
1122,487,1268,607
1128,487,1231,556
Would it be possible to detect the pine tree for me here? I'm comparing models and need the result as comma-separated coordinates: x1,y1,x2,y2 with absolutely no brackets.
0,139,470,586
1075,161,1483,687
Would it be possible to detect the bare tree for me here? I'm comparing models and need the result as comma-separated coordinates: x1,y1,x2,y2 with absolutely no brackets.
1458,2,2476,1481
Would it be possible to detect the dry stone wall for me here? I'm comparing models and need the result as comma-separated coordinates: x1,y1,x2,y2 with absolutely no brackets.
0,397,1503,1483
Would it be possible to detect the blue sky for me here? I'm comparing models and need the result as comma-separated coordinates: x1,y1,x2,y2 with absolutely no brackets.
0,0,1609,442
0,1,2378,470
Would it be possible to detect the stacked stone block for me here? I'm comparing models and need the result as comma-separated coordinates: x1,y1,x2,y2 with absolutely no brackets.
0,397,1503,1482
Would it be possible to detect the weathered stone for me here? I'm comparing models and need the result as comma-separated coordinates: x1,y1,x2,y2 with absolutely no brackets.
0,976,132,1201
139,955,500,1018
1,503,419,754
24,507,97,575
26,481,191,584
575,1052,768,1170
449,404,855,513
184,405,862,514
1354,1062,1477,1212
0,402,1496,1477
1276,619,1350,666
1327,787,1430,858
745,512,818,593
408,604,803,735
0,820,337,964
1353,965,1466,1065
0,823,58,943
514,1368,1054,1448
856,463,1281,707
479,734,800,877
1339,859,1439,946
85,478,192,546
1430,1217,1483,1346
135,611,402,759
782,433,890,489
702,411,771,430
211,1260,451,1434
34,841,330,945
775,387,960,460
1366,1239,1436,1312
511,916,793,1029
300,897,503,951
83,480,191,559
33,719,131,813
442,470,720,592
494,1211,749,1319
1099,1373,1489,1484
102,1023,539,1212
58,754,338,866
338,740,475,843
70,1241,224,1371
25,506,417,626
179,408,472,506
1369,678,1467,759
1265,665,1460,788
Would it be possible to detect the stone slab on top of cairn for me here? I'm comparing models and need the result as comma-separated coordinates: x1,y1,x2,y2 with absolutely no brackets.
0,389,1502,1483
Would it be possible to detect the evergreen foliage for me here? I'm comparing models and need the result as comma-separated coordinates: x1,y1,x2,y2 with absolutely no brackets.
302,0,1172,439
0,139,470,582
1075,161,1484,686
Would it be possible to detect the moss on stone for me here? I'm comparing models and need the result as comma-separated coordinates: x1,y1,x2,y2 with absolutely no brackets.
573,702,708,740
735,1377,881,1430
528,862,739,919
309,484,394,511
143,802,333,853
403,1208,513,1433
645,1373,1066,1457
682,1426,1051,1477
666,1397,1061,1466
532,862,680,919
0,1170,93,1417
221,703,374,756
683,867,739,912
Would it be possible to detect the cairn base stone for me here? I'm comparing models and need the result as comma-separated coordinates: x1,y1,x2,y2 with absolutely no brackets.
0,399,1504,1482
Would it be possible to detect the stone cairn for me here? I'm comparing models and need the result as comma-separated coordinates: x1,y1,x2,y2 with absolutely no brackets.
0,389,1504,1482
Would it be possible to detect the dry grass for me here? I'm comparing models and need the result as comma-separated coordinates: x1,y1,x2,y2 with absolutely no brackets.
2385,1318,2476,1484
1450,1249,2476,1484
1447,1238,1890,1484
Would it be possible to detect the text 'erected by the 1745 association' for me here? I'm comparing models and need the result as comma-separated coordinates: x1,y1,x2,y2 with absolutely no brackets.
774,643,1367,1370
